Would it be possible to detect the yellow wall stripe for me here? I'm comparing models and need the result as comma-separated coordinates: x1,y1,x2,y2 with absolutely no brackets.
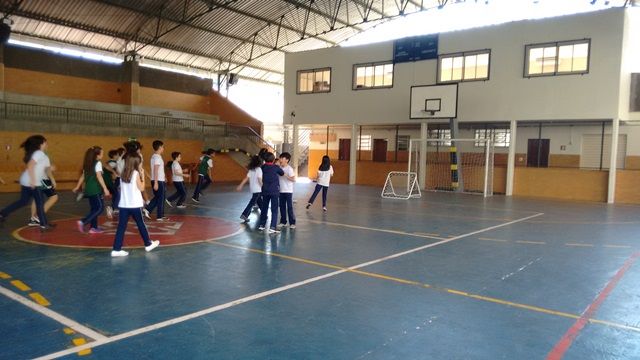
29,292,51,306
11,280,31,292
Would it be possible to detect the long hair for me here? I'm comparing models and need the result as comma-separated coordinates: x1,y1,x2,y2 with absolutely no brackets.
20,135,46,164
83,146,102,176
247,155,262,170
122,153,142,183
319,155,331,171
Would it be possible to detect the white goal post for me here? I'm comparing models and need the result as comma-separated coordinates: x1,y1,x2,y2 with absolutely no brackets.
381,139,422,199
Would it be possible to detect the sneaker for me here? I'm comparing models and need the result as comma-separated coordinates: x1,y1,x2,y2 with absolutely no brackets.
257,226,265,231
156,217,170,222
240,215,249,222
268,228,280,234
176,205,187,209
143,209,151,219
277,223,286,229
111,250,129,257
40,224,56,232
145,240,160,252
165,199,173,208
323,207,327,212
76,220,86,233
191,198,199,203
28,219,40,227
306,203,311,209
289,224,296,229
89,227,104,234
106,206,113,219
113,209,119,215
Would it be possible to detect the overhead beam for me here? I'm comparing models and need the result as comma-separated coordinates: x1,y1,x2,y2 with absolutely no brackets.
282,0,363,31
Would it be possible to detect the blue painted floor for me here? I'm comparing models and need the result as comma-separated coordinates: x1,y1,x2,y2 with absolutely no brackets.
1,183,639,359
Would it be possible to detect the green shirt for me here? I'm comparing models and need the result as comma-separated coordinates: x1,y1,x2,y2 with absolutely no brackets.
84,161,102,196
198,155,212,175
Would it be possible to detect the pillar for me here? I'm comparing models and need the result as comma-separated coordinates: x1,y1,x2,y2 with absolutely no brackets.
122,53,140,112
292,124,300,176
349,124,358,185
419,122,428,189
506,119,517,196
607,118,620,203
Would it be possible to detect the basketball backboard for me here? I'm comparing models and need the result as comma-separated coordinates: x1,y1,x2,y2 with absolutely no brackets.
410,84,458,119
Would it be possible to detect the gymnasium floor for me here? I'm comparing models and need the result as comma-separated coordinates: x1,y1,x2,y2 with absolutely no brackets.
1,183,639,359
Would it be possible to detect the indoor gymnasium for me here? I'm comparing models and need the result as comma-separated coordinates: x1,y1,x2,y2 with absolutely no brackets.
1,0,640,359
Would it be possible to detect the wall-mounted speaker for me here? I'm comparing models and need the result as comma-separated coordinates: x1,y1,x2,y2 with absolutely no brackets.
228,73,239,85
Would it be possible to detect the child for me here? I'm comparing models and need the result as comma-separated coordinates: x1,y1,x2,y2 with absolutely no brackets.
144,140,168,221
113,147,126,215
278,152,296,229
102,149,119,219
306,155,334,212
111,152,159,257
258,152,284,233
28,162,58,227
166,152,190,209
0,135,53,231
191,148,214,203
73,146,111,233
236,155,263,222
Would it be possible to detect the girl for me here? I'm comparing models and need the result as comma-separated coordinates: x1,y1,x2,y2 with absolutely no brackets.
103,149,119,219
166,152,190,209
28,162,58,227
111,153,159,257
236,155,263,222
73,146,110,234
306,155,334,212
0,135,53,231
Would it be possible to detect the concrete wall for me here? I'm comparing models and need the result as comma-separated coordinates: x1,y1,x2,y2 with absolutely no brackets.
285,9,626,125
618,8,640,121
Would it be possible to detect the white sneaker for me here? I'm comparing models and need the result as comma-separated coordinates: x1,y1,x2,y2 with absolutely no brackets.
143,209,151,219
289,224,296,229
156,217,170,222
106,206,113,219
277,223,286,229
176,205,187,209
145,240,160,252
258,226,265,231
165,199,173,208
268,228,280,234
111,250,129,257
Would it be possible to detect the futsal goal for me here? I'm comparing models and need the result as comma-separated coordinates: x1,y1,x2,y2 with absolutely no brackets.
382,138,494,199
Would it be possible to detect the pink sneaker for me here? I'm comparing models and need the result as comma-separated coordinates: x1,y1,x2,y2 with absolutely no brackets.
76,220,85,233
89,227,104,234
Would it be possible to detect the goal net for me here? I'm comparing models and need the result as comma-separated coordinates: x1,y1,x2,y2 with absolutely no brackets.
426,138,494,197
381,139,422,199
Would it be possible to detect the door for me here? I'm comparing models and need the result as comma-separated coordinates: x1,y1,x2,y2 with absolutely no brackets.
373,139,388,162
527,139,550,167
338,139,351,161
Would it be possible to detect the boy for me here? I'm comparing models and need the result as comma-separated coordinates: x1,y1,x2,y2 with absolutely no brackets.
192,148,214,203
277,152,296,229
144,140,168,221
258,152,284,233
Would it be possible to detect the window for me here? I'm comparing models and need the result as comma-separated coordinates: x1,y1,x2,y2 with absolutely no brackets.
397,135,410,151
438,50,490,83
359,135,372,151
428,129,451,146
297,68,331,93
475,129,510,148
354,62,393,89
525,40,589,77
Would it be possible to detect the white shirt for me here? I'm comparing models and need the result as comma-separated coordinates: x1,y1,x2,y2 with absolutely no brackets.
119,170,144,208
94,161,103,174
317,165,334,187
150,154,165,182
247,168,263,193
279,165,295,193
116,158,125,176
20,150,49,187
172,161,184,182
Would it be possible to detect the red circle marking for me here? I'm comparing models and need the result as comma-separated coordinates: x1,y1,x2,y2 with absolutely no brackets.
14,215,241,249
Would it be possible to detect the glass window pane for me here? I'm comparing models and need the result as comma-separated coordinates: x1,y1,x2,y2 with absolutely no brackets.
557,45,574,72
476,53,489,79
542,46,557,73
384,64,393,86
356,67,365,87
365,66,374,87
298,73,306,92
572,42,589,71
528,47,543,75
451,56,464,80
440,57,453,82
374,65,384,86
323,70,331,90
464,55,477,79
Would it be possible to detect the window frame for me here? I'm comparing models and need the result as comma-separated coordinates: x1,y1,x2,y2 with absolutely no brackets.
474,128,511,148
437,49,491,84
352,61,394,90
359,134,372,151
396,135,410,151
296,67,332,94
427,129,452,146
523,39,591,78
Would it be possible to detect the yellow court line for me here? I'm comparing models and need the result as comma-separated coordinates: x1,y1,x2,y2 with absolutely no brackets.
63,328,76,335
565,243,595,247
515,240,547,245
29,292,51,306
0,272,11,279
11,280,31,292
209,241,640,334
72,338,92,356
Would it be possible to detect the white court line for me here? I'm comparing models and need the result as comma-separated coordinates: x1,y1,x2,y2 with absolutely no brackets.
0,285,107,341
35,212,543,360
303,219,446,240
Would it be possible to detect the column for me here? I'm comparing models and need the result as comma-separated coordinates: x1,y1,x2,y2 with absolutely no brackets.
122,52,140,112
607,118,620,203
506,119,517,196
349,124,358,185
292,124,300,176
0,43,5,101
419,122,428,189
